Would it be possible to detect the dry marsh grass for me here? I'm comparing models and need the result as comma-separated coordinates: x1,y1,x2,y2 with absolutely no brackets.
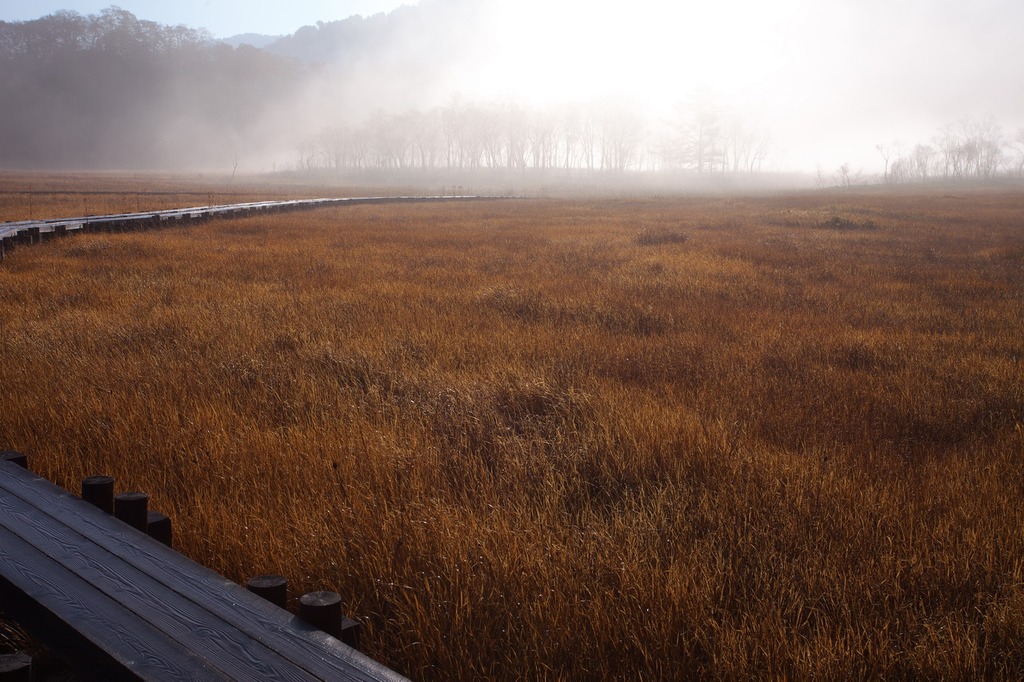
1,186,1024,678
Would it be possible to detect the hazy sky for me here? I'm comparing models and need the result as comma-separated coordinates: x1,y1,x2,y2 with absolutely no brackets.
468,0,1024,171
0,1,408,36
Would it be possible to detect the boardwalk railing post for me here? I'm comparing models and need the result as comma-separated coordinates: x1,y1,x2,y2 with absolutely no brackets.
299,591,341,638
82,475,115,514
247,575,288,609
0,451,28,469
298,591,362,649
113,492,149,532
146,511,172,547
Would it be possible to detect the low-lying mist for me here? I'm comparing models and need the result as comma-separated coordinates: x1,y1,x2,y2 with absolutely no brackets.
1,1,1023,186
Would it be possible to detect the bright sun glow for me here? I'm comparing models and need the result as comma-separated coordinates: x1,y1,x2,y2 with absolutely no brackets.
467,0,805,116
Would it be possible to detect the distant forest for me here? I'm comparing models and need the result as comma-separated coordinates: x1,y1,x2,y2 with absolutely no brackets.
0,8,305,168
2,6,1023,180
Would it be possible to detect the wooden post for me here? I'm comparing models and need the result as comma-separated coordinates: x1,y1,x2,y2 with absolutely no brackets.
113,492,149,532
247,575,288,609
0,653,32,681
341,617,362,650
146,511,172,547
55,224,67,237
299,591,341,638
82,475,115,514
0,451,28,469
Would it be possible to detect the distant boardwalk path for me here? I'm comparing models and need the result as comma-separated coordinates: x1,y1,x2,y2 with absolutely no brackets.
0,195,498,258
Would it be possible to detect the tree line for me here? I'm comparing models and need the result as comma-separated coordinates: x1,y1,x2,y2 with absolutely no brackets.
2,7,1022,183
0,8,776,176
875,115,1024,184
298,95,772,176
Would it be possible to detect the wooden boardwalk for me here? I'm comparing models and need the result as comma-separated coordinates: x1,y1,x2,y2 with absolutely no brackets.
0,195,496,259
0,458,409,681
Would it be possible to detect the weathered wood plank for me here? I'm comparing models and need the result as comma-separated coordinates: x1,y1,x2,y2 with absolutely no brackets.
0,525,229,681
0,462,407,681
0,486,317,680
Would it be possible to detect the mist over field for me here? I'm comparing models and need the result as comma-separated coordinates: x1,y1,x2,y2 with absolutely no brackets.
1,0,1023,183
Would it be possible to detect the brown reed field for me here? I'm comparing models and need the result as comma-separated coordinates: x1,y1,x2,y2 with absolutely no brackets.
1,181,1024,679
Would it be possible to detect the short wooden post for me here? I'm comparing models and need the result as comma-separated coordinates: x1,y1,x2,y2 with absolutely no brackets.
114,492,149,532
0,652,32,681
341,616,362,650
299,591,342,638
0,451,28,469
55,224,67,237
146,511,172,547
247,575,288,609
82,475,115,514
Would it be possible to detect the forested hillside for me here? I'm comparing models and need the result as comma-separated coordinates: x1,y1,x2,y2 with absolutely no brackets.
0,8,311,168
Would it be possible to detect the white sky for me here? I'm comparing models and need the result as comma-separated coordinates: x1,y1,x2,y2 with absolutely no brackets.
0,1,407,37
3,0,1022,172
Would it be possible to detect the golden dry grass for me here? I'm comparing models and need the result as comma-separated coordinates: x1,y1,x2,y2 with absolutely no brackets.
2,184,1024,678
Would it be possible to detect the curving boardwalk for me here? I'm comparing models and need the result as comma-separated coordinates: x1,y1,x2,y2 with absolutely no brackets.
0,195,497,260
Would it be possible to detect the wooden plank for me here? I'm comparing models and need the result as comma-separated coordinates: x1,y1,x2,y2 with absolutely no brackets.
0,525,229,681
0,464,406,682
0,486,317,680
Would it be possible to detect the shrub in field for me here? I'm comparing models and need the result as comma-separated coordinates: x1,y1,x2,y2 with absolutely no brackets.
818,214,879,231
635,227,690,245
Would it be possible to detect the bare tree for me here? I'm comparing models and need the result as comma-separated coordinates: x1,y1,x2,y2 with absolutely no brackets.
934,115,1007,179
876,143,892,183
834,162,858,188
912,143,935,180
1009,128,1024,176
598,102,643,173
